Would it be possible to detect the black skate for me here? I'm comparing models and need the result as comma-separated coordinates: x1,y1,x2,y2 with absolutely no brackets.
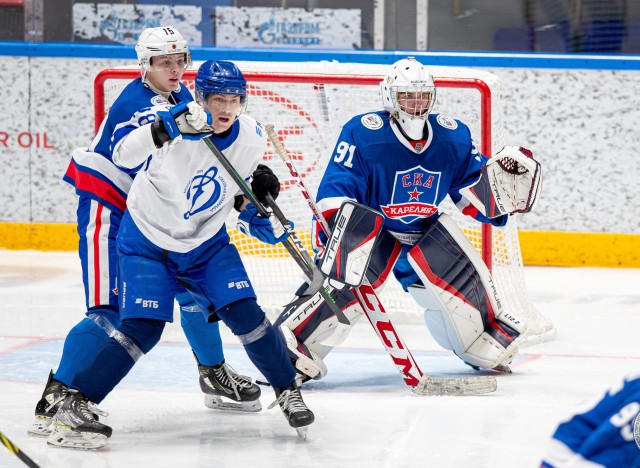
268,383,314,439
47,390,111,450
199,360,262,412
28,370,68,436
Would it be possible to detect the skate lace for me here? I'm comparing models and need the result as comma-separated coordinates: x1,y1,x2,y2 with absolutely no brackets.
77,396,109,419
267,388,307,413
214,364,254,400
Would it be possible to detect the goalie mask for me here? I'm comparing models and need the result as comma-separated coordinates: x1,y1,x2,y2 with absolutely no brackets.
135,26,191,81
195,60,248,121
380,57,436,140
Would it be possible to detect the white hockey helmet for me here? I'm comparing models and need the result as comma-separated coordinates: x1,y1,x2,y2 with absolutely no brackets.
135,26,191,79
380,57,436,140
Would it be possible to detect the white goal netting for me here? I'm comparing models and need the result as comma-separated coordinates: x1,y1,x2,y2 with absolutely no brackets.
95,61,555,345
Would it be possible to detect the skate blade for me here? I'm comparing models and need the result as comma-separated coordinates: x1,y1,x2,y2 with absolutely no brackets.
47,425,108,450
204,394,262,412
28,415,53,437
413,375,497,396
295,425,310,440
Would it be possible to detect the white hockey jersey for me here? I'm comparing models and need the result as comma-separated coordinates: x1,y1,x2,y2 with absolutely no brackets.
114,115,267,252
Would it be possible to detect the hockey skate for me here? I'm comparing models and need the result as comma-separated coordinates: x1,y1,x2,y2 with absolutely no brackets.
268,383,314,440
199,360,262,412
28,370,68,436
47,390,111,450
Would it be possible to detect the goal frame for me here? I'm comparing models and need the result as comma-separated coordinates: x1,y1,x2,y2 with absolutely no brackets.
94,68,495,269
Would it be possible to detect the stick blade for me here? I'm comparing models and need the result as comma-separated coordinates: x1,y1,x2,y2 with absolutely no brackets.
412,375,497,396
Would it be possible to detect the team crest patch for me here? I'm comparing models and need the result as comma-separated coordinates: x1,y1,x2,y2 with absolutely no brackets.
361,113,383,130
380,166,441,224
436,114,458,130
151,95,170,106
184,166,227,219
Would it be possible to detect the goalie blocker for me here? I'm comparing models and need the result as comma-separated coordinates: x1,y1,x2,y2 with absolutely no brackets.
277,209,528,383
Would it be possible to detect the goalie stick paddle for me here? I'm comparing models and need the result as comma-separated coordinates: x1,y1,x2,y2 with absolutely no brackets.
202,137,352,338
265,124,497,396
0,431,42,468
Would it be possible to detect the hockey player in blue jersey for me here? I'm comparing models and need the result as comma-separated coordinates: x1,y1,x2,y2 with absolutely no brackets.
541,372,640,467
30,27,261,437
275,57,542,383
46,59,315,449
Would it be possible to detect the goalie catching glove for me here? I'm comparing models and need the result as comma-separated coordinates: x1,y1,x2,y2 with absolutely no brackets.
237,203,292,245
460,146,542,218
152,101,214,147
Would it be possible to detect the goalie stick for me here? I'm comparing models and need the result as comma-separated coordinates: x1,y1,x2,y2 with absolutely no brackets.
202,138,352,345
0,430,42,468
265,124,497,396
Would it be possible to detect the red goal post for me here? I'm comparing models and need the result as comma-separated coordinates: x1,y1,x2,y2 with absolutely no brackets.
94,63,555,345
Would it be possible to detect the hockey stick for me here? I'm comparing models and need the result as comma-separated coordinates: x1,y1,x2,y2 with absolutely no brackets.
202,138,352,337
0,431,42,468
266,124,497,396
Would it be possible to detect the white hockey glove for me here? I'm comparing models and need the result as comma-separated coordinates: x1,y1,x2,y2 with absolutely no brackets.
185,101,213,131
484,146,542,215
153,101,213,147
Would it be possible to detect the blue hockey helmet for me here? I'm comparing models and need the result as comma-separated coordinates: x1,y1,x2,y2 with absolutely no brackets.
195,60,247,108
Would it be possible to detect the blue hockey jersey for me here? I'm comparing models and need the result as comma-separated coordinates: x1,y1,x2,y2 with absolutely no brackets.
63,78,193,214
314,111,505,249
541,372,640,468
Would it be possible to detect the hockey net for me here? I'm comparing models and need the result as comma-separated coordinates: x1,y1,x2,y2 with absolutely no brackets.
94,61,555,346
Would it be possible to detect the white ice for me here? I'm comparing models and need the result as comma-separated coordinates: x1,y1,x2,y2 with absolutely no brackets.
0,250,639,468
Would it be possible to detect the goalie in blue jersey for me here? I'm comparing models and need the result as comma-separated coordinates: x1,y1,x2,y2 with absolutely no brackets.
275,57,542,384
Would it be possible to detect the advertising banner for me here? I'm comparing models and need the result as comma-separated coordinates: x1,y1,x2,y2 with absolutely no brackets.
215,6,361,49
73,3,202,45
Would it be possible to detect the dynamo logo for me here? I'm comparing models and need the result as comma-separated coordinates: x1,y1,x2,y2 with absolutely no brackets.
184,166,224,219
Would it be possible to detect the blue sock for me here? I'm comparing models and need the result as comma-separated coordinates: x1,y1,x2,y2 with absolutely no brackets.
72,318,164,403
180,311,224,366
54,308,120,387
217,298,295,389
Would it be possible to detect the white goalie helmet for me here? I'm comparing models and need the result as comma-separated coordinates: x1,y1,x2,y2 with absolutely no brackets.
380,57,436,140
135,26,191,79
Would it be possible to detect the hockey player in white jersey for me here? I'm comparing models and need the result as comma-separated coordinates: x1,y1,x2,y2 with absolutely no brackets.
30,27,260,438
47,60,314,449
275,57,542,383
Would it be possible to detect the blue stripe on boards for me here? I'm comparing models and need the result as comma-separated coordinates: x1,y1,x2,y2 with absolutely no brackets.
2,42,640,70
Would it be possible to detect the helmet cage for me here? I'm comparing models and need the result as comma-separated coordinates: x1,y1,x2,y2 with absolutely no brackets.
380,58,437,140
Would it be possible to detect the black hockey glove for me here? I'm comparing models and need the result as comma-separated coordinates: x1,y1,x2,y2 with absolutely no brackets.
251,164,281,204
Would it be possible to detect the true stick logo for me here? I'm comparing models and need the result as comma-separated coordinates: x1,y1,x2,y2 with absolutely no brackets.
634,410,640,449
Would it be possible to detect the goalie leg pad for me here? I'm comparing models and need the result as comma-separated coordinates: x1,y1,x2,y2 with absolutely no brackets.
407,214,527,370
275,285,362,355
279,325,328,381
274,230,402,382
319,200,385,288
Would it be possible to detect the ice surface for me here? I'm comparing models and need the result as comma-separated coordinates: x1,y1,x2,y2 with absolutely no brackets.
1,250,639,468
